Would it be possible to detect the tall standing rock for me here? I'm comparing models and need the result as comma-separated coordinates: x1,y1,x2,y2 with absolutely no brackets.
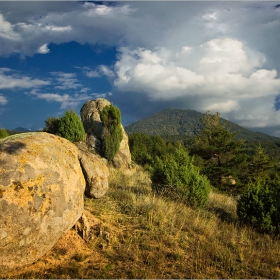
0,132,86,271
80,98,132,169
80,99,111,148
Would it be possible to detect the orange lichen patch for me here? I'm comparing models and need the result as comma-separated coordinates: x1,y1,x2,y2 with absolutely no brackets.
40,197,52,216
27,142,41,155
19,154,28,171
0,189,5,198
4,175,47,209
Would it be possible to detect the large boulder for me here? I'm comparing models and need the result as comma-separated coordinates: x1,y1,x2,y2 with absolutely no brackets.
0,132,86,271
80,98,132,169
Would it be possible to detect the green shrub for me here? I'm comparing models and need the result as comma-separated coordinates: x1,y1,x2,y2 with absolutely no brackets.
237,177,280,234
129,133,168,167
43,117,60,135
152,145,211,208
0,129,9,139
100,104,123,161
44,110,85,143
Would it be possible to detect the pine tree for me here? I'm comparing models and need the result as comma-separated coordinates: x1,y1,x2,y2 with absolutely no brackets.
0,129,8,139
249,144,273,180
191,111,246,192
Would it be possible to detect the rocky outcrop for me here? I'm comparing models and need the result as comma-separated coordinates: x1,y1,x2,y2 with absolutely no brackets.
80,98,131,169
0,132,108,271
80,98,111,140
78,148,109,199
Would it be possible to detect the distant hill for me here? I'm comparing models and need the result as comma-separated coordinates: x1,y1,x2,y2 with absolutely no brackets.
14,127,31,132
2,127,33,136
125,108,280,142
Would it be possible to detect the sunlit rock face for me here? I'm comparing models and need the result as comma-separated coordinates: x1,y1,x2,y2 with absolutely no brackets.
0,132,86,271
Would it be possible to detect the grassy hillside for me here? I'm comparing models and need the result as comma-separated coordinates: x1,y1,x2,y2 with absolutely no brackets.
125,108,280,142
2,166,280,279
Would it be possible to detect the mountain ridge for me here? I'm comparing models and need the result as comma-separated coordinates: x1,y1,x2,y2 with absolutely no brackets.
14,127,32,132
125,108,280,142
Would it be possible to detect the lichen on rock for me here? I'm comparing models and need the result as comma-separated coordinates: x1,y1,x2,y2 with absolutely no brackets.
0,132,86,271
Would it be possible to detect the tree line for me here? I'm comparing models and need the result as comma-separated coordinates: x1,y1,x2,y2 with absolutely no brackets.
129,112,280,235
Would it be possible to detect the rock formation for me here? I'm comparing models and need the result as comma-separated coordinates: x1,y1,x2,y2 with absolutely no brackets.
77,143,109,199
80,98,131,169
0,132,108,271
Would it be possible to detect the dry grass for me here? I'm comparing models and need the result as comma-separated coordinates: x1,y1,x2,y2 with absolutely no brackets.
2,165,280,279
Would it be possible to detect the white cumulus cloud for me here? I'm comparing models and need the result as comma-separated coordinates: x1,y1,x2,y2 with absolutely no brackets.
0,94,7,105
81,65,115,78
27,90,107,110
99,65,115,78
51,72,82,90
0,70,50,89
113,38,280,128
37,43,49,54
1,1,280,134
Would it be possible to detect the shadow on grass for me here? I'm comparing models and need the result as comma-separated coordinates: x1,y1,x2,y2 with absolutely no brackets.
207,205,238,224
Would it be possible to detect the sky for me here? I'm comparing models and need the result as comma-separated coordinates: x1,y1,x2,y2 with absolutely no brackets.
0,1,280,136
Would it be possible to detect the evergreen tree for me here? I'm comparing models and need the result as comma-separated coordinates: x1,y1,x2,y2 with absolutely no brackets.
0,129,8,139
44,110,85,143
57,110,85,143
100,104,123,162
249,144,273,180
152,144,211,208
129,133,168,167
43,117,60,135
129,133,153,166
237,176,280,235
191,111,246,192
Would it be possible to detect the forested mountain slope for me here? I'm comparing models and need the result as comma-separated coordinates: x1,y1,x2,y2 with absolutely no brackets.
125,108,280,142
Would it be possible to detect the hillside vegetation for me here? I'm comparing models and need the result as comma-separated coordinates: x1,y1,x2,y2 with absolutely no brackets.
2,166,280,279
2,108,280,278
125,107,280,161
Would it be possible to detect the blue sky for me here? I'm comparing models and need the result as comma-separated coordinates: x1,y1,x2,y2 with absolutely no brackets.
0,1,280,137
